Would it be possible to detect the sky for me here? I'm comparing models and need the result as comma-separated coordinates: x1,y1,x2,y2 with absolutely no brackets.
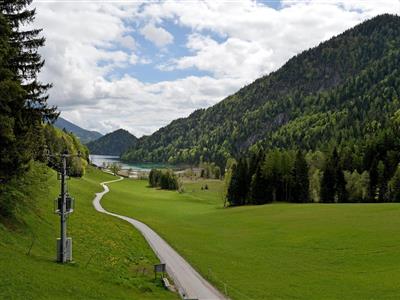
31,0,400,137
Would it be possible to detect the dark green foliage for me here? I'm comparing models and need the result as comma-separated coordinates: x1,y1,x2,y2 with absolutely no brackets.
249,164,267,205
87,129,137,156
292,151,309,203
122,15,400,170
226,130,400,206
148,169,178,190
199,161,222,179
320,163,335,203
0,1,56,182
388,165,400,202
109,162,121,176
54,117,102,144
226,164,241,206
43,125,89,177
321,148,348,203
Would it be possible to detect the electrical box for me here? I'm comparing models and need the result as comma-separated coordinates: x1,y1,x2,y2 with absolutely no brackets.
54,194,74,214
57,237,72,262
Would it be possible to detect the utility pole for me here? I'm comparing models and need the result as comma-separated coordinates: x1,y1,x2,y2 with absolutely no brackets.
49,150,79,263
59,152,68,263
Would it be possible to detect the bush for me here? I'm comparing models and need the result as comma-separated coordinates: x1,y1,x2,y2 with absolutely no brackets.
43,125,89,177
148,169,178,190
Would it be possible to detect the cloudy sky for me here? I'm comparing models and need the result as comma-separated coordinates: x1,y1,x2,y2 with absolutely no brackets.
32,0,400,136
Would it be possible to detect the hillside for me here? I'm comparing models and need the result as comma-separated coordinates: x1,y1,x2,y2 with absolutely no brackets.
0,165,176,299
54,117,103,144
122,14,400,167
87,129,138,156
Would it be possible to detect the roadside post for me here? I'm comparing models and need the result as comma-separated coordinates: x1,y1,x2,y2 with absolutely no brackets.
154,263,166,279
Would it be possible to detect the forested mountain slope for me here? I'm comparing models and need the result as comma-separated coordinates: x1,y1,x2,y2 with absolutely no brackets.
87,129,138,156
54,117,103,144
122,14,400,167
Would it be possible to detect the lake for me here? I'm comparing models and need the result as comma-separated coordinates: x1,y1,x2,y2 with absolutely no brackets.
89,155,171,171
89,155,151,171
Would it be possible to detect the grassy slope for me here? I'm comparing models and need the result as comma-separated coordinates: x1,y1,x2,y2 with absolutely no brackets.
0,166,177,300
103,178,400,299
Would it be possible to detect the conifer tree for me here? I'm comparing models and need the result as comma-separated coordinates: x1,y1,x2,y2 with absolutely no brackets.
368,158,379,202
292,151,309,203
377,160,387,202
236,157,249,205
0,0,57,181
227,164,241,206
320,164,335,203
336,166,348,202
388,164,400,202
320,148,347,203
250,164,267,204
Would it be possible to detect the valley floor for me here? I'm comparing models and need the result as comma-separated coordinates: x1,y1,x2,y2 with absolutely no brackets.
102,178,400,300
0,166,177,299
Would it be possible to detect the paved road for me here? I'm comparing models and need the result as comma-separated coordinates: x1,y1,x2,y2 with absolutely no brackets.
93,177,227,300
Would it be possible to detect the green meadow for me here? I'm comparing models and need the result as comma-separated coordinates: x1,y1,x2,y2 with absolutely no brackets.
103,178,400,300
0,166,177,300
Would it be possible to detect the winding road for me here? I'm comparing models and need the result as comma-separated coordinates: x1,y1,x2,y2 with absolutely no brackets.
93,177,227,300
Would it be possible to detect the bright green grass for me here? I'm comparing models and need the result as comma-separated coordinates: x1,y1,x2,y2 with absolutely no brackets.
0,166,177,299
103,178,400,300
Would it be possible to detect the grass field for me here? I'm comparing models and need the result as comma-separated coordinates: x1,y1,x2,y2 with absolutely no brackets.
0,166,177,299
103,178,400,299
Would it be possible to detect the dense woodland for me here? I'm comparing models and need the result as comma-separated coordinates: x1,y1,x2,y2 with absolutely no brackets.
87,129,137,156
226,115,400,205
122,14,400,173
0,1,88,219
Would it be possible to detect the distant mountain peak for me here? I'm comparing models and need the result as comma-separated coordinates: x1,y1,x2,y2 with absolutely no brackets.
54,117,102,144
86,129,137,156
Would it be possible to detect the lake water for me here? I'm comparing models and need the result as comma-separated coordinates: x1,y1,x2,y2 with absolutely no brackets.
89,155,174,171
89,155,152,171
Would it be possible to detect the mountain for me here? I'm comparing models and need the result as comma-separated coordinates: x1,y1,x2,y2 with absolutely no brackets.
54,117,103,144
122,14,400,168
86,129,138,156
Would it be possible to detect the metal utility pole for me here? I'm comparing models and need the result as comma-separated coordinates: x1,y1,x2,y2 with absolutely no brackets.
59,152,68,263
51,150,79,263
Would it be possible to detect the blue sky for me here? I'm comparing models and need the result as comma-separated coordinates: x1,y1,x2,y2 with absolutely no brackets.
116,19,213,83
33,0,400,136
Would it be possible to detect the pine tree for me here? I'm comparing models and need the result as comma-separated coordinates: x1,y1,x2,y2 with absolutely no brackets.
250,164,267,204
0,1,57,181
320,164,335,203
292,151,309,203
236,157,249,205
377,160,387,202
227,164,241,206
320,148,348,203
336,166,348,202
368,158,379,202
388,164,400,202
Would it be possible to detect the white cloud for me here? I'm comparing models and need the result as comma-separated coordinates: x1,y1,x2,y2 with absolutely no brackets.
171,34,273,80
32,0,400,137
129,53,138,65
61,74,240,136
140,23,174,47
118,35,136,50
